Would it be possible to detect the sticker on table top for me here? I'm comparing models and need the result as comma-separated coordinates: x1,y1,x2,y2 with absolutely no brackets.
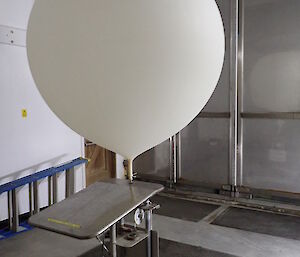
47,218,81,229
21,109,27,118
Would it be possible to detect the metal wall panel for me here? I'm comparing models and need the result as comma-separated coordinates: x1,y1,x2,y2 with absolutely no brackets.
133,139,170,179
241,0,300,194
243,0,300,113
180,118,229,185
135,0,300,197
243,119,300,193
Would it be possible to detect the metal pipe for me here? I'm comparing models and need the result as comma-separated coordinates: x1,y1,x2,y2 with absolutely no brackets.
145,203,153,257
65,168,75,198
11,189,19,232
229,0,239,187
110,224,117,257
29,182,33,215
176,132,182,180
48,176,52,206
237,0,245,186
168,135,177,185
7,190,13,230
169,137,173,186
52,174,58,204
173,135,177,184
33,181,39,214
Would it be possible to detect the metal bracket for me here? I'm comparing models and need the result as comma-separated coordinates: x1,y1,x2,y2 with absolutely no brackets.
140,200,160,212
140,200,160,257
0,25,26,47
220,184,253,199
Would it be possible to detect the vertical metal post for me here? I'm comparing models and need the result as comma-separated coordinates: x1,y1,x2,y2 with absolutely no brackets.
169,135,177,186
7,190,13,230
52,174,58,204
173,135,177,184
237,0,245,186
65,167,75,198
48,176,52,206
176,132,181,181
29,182,34,216
33,181,39,214
229,0,239,188
145,201,153,257
110,224,117,257
169,137,173,185
11,189,19,232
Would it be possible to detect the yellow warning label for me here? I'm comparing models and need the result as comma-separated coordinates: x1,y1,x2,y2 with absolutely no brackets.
22,109,27,118
47,218,81,229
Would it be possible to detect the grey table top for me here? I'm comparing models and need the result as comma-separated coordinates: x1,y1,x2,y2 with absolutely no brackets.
29,179,164,239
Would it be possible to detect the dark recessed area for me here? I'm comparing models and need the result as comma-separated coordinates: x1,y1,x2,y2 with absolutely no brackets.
151,195,220,222
213,207,300,240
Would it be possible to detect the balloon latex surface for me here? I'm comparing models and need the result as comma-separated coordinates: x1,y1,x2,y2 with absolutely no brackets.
27,0,224,159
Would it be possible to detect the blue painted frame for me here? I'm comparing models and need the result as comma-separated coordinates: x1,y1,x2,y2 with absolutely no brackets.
0,157,88,194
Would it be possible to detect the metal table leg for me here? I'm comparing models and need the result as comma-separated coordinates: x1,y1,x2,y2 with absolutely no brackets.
141,200,160,257
145,203,153,257
110,224,117,257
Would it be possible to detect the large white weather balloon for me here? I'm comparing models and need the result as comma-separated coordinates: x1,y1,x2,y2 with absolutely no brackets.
27,0,224,167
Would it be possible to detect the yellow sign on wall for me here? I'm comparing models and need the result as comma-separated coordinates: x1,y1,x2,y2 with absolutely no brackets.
22,109,27,118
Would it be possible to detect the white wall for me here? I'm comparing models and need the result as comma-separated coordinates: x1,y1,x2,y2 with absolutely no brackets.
0,0,85,221
116,154,126,179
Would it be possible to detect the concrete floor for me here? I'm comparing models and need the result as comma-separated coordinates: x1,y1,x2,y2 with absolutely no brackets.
152,195,220,222
152,195,300,257
213,207,300,240
159,238,236,257
2,194,300,257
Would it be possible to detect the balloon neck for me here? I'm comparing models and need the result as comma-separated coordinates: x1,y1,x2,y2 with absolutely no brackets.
128,159,133,183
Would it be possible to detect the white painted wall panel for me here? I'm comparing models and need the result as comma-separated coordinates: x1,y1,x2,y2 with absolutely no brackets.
0,0,85,221
0,0,34,29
